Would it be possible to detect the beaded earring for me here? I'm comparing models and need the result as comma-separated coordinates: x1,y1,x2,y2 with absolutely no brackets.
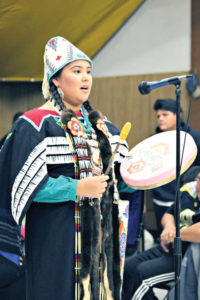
57,87,64,100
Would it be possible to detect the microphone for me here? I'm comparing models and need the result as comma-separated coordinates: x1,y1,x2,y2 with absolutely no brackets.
138,74,193,95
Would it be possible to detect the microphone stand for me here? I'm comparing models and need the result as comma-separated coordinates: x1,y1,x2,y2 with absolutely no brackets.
173,81,182,300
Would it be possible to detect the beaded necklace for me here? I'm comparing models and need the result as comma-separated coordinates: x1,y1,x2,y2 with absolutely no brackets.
78,105,93,138
49,98,93,138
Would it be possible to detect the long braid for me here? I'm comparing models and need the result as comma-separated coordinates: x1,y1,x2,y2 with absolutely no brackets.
49,81,66,112
83,100,93,113
49,83,93,116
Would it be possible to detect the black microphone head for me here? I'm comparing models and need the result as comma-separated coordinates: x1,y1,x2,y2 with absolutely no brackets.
138,81,151,95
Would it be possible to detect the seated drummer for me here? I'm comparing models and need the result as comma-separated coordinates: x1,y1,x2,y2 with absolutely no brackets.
121,167,200,300
151,99,200,239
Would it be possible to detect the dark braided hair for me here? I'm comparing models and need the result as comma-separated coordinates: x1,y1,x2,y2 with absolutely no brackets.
83,100,93,113
49,81,66,112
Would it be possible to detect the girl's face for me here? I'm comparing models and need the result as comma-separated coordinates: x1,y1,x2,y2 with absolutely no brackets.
156,109,177,131
52,60,92,111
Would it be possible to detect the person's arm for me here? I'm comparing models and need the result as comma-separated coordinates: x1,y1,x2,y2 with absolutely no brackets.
180,222,200,243
117,176,136,194
161,212,175,228
33,176,78,203
160,212,176,252
34,174,109,203
115,163,136,194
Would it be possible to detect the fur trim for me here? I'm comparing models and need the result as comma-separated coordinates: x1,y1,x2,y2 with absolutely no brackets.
89,110,121,299
61,108,121,299
61,109,77,125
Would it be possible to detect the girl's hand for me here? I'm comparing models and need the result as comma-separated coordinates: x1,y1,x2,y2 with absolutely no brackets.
77,175,109,198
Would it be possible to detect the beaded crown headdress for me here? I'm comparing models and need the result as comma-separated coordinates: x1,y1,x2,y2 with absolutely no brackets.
42,36,93,100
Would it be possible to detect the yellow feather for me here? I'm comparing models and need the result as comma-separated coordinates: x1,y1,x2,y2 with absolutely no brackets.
119,122,132,141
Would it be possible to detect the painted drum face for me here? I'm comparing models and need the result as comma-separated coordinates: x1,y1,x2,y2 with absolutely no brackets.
120,131,197,190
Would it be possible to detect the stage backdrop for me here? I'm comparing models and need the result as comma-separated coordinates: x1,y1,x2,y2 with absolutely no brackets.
0,0,144,81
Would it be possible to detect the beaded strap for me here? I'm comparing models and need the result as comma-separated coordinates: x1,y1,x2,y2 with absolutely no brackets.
62,113,105,299
51,101,118,299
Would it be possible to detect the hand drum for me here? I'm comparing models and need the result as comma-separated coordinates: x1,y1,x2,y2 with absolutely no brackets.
120,130,197,189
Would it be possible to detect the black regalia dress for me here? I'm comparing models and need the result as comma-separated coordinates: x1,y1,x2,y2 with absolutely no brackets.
0,106,130,300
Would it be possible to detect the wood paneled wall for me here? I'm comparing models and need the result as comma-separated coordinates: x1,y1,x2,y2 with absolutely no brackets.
90,72,190,148
0,72,190,148
0,82,43,137
190,0,200,131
